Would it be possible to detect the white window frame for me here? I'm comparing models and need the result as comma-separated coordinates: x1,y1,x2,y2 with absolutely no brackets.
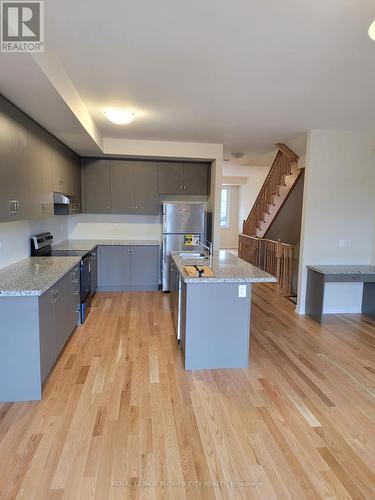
220,187,230,228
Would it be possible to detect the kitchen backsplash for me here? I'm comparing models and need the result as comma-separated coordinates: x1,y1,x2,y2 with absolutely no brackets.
0,217,69,270
68,214,162,241
0,214,162,270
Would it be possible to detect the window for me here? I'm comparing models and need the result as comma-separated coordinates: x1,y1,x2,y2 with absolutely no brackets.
220,187,230,227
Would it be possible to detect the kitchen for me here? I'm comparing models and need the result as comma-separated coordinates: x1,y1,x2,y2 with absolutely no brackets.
0,95,274,402
1,2,375,498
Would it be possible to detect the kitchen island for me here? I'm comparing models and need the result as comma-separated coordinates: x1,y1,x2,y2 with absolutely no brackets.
170,250,276,370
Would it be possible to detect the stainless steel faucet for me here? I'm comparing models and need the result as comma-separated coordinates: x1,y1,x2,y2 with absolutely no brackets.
200,239,213,256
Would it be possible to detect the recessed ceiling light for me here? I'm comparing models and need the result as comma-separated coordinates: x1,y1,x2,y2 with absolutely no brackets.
104,108,135,124
368,20,375,40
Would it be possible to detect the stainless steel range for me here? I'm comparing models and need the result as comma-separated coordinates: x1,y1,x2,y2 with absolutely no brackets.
30,232,92,323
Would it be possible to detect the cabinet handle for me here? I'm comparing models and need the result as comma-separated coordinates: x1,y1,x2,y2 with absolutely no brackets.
183,185,186,191
131,249,134,255
180,185,183,191
74,290,80,295
9,200,18,214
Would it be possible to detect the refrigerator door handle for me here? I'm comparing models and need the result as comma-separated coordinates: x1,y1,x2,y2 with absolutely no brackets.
162,204,167,233
163,236,167,263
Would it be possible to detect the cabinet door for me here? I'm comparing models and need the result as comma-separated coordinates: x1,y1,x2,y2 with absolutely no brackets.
63,266,80,337
158,162,184,194
28,122,54,219
131,246,159,288
183,163,209,195
39,129,54,218
91,247,98,294
64,149,81,199
111,160,134,214
48,136,80,198
1,103,29,221
134,161,160,215
39,288,58,382
98,246,131,289
52,139,67,193
0,103,12,221
84,159,111,213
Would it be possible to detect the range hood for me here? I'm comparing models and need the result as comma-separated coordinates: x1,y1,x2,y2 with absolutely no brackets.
53,192,70,205
53,192,81,215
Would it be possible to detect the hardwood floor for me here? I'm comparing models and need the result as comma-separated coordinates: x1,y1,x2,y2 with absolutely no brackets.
0,285,375,499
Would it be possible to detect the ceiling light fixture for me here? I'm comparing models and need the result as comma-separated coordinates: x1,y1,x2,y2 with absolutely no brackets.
104,108,135,124
368,20,375,40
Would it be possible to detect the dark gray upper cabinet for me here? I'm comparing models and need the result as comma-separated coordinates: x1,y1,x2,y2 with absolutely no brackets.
52,139,81,198
0,101,29,221
0,96,81,223
0,103,12,221
111,160,134,214
28,122,54,219
134,161,159,215
183,162,209,195
84,159,161,216
84,159,111,213
158,161,209,195
158,162,184,194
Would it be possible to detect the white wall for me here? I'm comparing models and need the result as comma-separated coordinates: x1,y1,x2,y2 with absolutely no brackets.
220,186,239,248
68,214,162,240
0,216,69,269
238,167,270,232
297,129,375,314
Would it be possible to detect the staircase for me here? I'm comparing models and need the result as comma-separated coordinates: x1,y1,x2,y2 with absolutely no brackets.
242,143,302,238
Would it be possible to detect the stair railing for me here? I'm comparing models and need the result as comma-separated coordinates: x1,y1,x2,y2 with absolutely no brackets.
243,144,299,237
238,234,294,296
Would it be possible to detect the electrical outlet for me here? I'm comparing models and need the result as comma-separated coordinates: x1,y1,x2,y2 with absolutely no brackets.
339,239,351,248
238,284,247,298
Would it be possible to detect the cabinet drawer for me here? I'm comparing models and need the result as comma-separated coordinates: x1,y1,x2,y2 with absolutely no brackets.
325,274,375,283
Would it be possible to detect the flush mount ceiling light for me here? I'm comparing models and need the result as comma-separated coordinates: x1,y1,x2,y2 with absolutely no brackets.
231,152,245,159
369,20,375,40
104,108,135,124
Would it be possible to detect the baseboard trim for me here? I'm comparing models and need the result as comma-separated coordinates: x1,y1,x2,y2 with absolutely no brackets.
96,285,159,292
295,304,305,315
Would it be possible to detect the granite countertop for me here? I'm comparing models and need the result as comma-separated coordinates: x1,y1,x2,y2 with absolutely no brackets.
52,239,160,252
0,257,81,297
307,265,375,275
171,250,277,284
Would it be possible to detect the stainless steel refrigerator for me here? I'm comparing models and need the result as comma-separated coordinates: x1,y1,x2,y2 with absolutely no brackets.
162,202,205,291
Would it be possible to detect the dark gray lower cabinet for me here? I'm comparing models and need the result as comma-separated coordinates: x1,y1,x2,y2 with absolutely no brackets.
97,245,159,291
98,246,131,290
0,265,80,402
91,247,98,294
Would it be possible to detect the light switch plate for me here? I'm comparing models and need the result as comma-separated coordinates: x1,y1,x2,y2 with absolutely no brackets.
238,284,247,297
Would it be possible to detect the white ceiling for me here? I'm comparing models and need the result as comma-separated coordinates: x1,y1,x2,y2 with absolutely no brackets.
2,0,375,157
